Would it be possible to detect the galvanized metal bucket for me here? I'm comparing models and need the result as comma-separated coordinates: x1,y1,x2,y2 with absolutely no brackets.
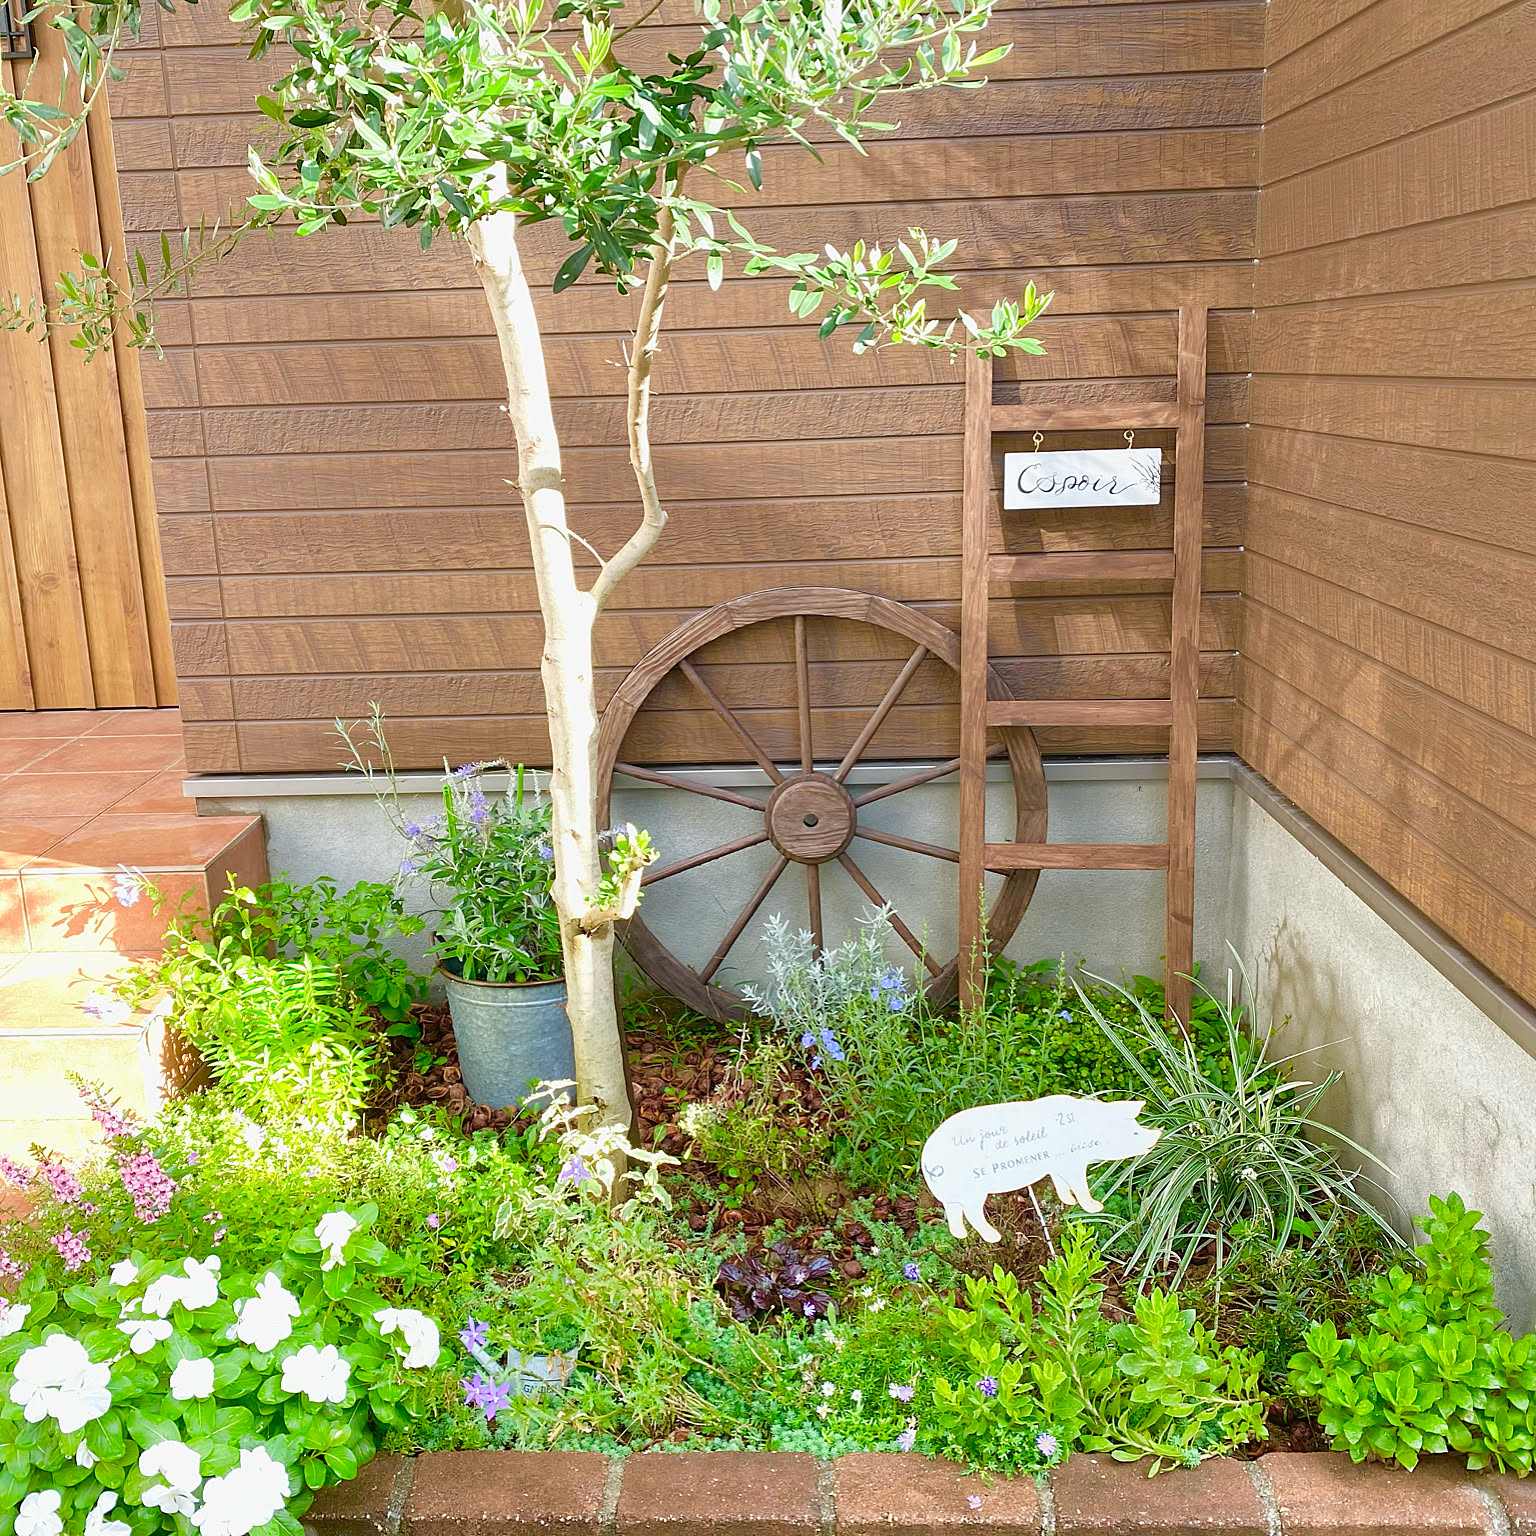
437,962,574,1109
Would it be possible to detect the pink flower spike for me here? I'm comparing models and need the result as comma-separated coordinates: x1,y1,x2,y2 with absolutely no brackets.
51,1227,93,1272
117,1149,177,1222
0,1155,30,1189
0,1249,25,1282
39,1161,84,1205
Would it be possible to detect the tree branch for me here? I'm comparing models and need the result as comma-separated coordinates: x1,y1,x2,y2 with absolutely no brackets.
588,203,674,615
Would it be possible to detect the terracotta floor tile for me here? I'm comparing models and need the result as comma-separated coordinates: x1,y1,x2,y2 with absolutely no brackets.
0,773,155,820
82,709,182,738
0,740,60,774
0,874,25,950
25,736,184,776
19,871,199,953
28,813,261,873
0,951,154,1028
0,710,108,739
0,818,89,871
101,771,195,817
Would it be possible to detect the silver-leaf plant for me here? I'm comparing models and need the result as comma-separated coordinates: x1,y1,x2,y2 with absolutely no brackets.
2,0,1050,1139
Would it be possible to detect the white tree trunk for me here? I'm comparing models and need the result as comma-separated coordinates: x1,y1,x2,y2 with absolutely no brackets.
466,205,630,1135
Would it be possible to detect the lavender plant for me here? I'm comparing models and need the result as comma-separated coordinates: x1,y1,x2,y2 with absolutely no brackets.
336,712,563,984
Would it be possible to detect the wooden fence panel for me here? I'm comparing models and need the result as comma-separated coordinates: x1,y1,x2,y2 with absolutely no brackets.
0,31,174,709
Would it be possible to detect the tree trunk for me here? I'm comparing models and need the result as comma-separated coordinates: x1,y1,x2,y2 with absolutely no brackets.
466,203,630,1136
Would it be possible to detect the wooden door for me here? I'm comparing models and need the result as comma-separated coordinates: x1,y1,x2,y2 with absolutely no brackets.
0,15,175,710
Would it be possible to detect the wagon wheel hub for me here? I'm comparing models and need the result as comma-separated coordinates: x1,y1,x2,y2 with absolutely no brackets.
765,772,857,864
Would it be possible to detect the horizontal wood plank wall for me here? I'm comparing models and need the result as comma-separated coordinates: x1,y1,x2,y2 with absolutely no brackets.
1243,0,1536,1003
111,0,1259,774
0,34,175,710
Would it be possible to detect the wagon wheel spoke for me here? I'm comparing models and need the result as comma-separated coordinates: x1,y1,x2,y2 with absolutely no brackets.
854,826,959,863
642,830,770,886
851,745,1005,809
834,644,927,781
795,615,814,773
698,854,791,983
806,862,824,953
836,852,941,975
679,658,785,784
614,762,765,812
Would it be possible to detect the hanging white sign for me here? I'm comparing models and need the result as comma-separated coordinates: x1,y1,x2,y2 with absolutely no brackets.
920,1095,1161,1243
1002,448,1163,510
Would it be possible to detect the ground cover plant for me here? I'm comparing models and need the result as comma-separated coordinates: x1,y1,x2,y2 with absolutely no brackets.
2,875,1509,1531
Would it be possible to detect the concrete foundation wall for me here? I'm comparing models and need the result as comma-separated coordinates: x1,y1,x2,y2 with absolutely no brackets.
200,762,1235,993
1227,783,1536,1330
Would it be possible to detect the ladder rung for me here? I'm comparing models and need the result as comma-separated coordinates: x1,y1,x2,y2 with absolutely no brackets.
984,842,1171,871
989,552,1175,584
989,402,1180,433
987,699,1173,727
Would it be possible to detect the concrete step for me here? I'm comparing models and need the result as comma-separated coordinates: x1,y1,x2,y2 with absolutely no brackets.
0,954,196,1161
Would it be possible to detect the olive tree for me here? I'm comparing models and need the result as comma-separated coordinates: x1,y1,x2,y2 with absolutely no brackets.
3,0,1047,1135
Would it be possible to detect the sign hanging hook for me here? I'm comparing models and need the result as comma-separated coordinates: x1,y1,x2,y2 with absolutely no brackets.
1124,429,1136,449
1032,431,1043,454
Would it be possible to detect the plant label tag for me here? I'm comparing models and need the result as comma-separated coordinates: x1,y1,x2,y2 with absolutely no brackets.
1002,448,1163,509
920,1096,1161,1243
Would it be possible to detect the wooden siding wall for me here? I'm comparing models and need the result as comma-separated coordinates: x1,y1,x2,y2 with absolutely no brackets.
110,0,1259,775
0,37,175,710
1243,0,1536,1003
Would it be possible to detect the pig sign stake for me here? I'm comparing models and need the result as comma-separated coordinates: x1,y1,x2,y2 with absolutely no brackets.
920,1096,1161,1243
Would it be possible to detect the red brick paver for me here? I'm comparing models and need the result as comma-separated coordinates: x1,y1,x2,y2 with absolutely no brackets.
403,1451,608,1536
835,1452,1041,1536
616,1453,821,1536
1054,1455,1266,1536
1259,1454,1494,1536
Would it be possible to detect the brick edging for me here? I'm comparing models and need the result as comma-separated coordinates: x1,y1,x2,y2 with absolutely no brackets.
303,1451,1536,1536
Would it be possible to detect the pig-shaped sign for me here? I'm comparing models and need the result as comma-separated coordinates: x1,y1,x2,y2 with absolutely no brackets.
920,1096,1161,1242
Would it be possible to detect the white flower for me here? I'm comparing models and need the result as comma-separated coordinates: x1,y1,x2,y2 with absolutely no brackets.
76,1441,97,1468
868,1297,887,1313
81,992,133,1026
170,1354,215,1400
110,1259,139,1287
851,1388,863,1404
118,1315,173,1354
16,1490,62,1536
0,1300,29,1337
142,1255,221,1317
140,1440,203,1516
8,1333,113,1434
191,1446,291,1536
375,1308,441,1368
821,1381,837,1397
280,1343,351,1405
232,1272,300,1353
239,1120,266,1151
315,1210,359,1271
815,1402,831,1420
84,1491,130,1536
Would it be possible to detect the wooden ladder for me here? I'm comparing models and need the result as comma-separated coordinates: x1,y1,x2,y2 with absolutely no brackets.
957,304,1209,1028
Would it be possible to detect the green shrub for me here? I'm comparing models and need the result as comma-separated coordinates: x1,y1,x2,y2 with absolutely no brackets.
0,1203,439,1536
925,1225,1268,1473
1290,1193,1536,1472
1071,973,1402,1286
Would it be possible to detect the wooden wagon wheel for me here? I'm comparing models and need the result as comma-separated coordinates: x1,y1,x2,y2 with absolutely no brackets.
596,587,1049,1021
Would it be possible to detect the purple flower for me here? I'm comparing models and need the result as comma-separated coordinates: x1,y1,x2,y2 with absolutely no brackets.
976,1376,998,1399
452,762,483,779
902,1262,921,1283
459,1318,490,1351
800,1032,816,1051
536,843,554,861
967,1496,983,1512
399,858,418,877
818,1027,846,1063
897,1424,917,1453
468,790,489,825
461,1373,513,1423
403,821,423,838
426,1213,441,1229
561,1155,592,1187
810,1054,822,1070
1035,1431,1059,1458
889,1383,915,1403
112,865,145,907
